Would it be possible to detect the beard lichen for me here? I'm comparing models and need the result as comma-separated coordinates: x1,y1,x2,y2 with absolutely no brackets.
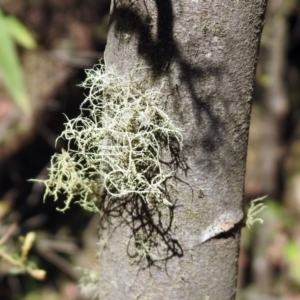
38,63,186,264
41,63,184,211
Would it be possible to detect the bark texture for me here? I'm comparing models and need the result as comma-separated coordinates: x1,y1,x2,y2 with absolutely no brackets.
99,1,267,299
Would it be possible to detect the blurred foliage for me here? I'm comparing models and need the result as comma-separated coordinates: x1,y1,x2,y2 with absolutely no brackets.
284,241,300,285
0,1,110,299
0,229,46,281
0,7,36,115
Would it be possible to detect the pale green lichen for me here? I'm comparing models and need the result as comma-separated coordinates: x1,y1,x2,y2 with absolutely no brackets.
246,195,267,228
35,63,186,264
77,267,100,299
39,63,183,214
43,149,101,212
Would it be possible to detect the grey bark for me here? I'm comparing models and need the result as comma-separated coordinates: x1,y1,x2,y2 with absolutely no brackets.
99,1,267,299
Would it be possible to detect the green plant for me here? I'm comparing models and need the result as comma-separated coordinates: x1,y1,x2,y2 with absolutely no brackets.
0,7,36,115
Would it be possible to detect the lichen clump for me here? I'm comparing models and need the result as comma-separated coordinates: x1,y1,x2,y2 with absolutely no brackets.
42,64,183,212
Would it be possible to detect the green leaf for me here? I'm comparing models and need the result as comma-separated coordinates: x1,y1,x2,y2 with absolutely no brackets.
0,9,32,114
5,16,36,50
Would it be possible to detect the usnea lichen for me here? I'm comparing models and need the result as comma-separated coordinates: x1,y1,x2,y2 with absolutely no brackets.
40,63,184,215
77,267,100,299
246,195,267,228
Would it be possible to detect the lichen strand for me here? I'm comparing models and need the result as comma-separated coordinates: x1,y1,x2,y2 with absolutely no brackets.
44,149,101,212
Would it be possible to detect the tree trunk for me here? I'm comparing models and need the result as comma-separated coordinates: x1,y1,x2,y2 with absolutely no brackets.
99,1,267,299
